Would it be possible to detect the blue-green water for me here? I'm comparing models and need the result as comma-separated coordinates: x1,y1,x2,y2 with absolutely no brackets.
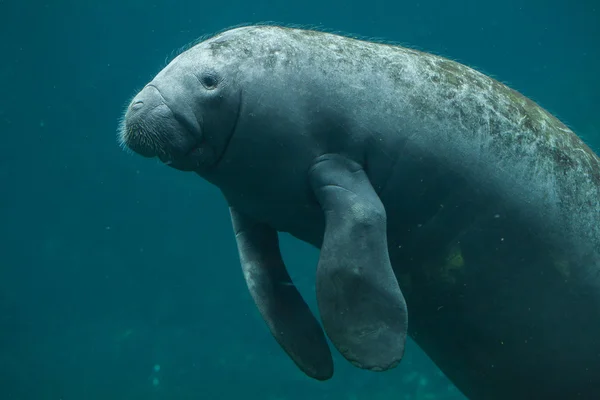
0,1,598,399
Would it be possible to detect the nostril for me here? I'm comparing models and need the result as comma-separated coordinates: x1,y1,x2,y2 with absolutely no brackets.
130,100,144,111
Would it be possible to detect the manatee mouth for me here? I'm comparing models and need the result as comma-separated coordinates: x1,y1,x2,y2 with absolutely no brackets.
121,116,201,170
120,117,166,158
119,85,202,169
120,119,188,156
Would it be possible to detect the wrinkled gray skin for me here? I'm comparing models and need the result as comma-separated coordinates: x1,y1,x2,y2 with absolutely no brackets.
119,25,600,399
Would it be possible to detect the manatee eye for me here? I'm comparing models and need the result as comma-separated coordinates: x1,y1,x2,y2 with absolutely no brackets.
200,73,218,90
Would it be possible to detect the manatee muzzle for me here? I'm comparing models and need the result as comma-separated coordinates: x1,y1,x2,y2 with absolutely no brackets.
121,85,198,161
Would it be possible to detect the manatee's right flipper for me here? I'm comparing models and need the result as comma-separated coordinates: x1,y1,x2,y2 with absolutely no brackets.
229,207,334,381
308,154,408,372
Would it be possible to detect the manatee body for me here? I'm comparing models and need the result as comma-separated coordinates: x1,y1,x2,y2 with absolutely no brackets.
119,25,600,399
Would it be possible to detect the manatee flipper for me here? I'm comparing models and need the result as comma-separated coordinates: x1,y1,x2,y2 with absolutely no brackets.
308,154,408,371
229,207,334,380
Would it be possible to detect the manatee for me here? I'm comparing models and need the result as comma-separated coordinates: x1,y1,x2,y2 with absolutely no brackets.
119,25,600,399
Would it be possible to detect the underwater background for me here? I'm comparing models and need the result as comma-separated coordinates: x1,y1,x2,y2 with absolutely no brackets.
0,0,598,399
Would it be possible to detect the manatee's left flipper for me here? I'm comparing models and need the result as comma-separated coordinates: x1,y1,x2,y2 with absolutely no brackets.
308,154,408,371
229,207,334,381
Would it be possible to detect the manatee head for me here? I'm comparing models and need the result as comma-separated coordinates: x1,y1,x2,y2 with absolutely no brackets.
119,40,242,172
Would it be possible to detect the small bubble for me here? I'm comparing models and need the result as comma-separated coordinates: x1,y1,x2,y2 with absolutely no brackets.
153,364,161,372
152,377,160,386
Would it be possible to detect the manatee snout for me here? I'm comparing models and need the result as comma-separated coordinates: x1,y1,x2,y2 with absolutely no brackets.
120,85,169,158
119,85,198,164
